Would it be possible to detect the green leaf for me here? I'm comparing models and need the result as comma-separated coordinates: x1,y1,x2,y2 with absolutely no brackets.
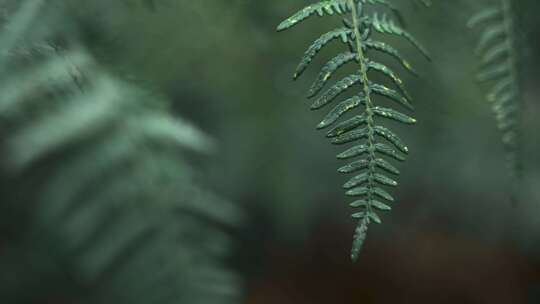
364,40,417,75
374,173,397,186
477,62,510,82
374,143,405,161
367,60,411,100
351,217,369,261
352,210,382,225
370,83,413,110
337,143,368,159
349,199,392,211
374,125,409,153
487,77,512,101
338,158,369,173
351,211,368,219
309,52,357,97
346,186,369,197
368,211,382,224
365,0,402,24
371,13,430,60
277,0,350,32
311,74,362,109
318,95,365,130
375,158,400,175
373,106,416,124
468,7,502,28
480,43,509,66
344,172,397,188
326,114,367,137
294,28,352,79
475,24,505,55
343,172,369,189
372,187,394,202
331,126,368,145
372,200,392,211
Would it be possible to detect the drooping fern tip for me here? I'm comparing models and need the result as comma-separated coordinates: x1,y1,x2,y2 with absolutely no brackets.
277,0,429,261
468,0,523,193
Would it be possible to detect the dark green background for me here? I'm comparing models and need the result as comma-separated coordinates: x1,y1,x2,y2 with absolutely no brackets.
49,0,540,303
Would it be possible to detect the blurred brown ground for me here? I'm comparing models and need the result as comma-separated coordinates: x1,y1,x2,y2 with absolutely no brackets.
247,219,539,304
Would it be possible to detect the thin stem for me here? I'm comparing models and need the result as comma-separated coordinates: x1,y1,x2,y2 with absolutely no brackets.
349,0,375,215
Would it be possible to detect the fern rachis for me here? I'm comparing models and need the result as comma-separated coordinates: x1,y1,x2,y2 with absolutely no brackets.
277,0,429,261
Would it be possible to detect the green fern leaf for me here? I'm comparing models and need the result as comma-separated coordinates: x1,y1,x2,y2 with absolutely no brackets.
318,95,365,130
311,73,362,109
277,0,350,32
309,52,357,97
365,39,418,75
371,13,431,60
279,0,428,261
368,60,411,100
373,106,417,124
370,83,413,109
469,0,523,185
468,7,502,28
350,199,392,211
350,216,369,260
295,27,352,79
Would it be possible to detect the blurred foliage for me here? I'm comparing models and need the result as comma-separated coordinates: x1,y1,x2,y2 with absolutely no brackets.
0,1,240,303
468,0,524,197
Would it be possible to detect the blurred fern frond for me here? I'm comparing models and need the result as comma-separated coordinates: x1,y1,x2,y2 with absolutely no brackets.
468,0,523,190
277,0,429,261
0,1,241,303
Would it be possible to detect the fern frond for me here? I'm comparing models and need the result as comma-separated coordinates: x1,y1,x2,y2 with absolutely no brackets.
0,2,240,303
278,0,428,261
469,0,522,184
